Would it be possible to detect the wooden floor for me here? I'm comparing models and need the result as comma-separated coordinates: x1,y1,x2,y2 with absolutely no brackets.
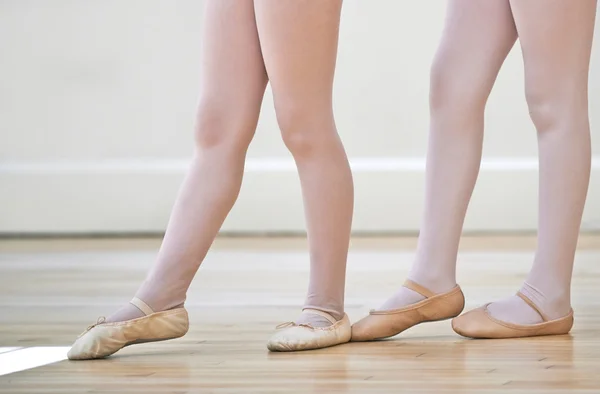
1,235,600,393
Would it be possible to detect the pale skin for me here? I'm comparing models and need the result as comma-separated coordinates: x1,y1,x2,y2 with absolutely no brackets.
381,0,596,325
108,0,353,329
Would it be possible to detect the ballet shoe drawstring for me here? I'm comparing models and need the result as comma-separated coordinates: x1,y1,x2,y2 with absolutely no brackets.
275,322,314,330
79,316,106,338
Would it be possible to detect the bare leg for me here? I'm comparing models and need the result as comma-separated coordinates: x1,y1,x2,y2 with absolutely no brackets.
487,0,595,324
108,0,268,322
254,0,353,327
380,0,517,310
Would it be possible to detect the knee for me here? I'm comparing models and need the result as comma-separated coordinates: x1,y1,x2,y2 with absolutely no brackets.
274,99,335,157
524,83,587,133
194,99,258,152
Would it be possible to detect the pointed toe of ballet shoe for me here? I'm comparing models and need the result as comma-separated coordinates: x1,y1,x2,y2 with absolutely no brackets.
451,306,495,339
267,326,317,352
68,323,127,360
452,300,574,339
68,305,189,360
350,313,406,342
349,316,377,342
267,313,351,352
351,282,465,342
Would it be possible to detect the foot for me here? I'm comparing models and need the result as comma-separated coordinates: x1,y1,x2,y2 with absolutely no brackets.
68,298,189,360
485,282,572,325
451,285,574,339
351,280,465,342
267,309,351,352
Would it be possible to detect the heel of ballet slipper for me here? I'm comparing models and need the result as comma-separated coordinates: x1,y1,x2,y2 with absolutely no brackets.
419,286,465,321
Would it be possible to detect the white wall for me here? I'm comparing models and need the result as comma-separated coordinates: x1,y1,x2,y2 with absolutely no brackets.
1,0,599,234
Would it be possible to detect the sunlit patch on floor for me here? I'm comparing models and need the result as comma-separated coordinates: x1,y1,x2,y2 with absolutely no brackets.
0,347,70,376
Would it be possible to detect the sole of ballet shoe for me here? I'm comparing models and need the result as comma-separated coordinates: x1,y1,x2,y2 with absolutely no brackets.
68,306,189,360
351,281,465,342
452,292,574,339
267,312,351,352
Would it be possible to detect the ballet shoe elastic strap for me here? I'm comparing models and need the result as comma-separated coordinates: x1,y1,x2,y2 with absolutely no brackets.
403,280,436,298
516,292,549,322
130,297,155,316
301,308,337,324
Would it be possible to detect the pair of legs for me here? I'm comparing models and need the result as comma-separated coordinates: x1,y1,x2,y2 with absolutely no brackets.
109,0,353,328
382,0,595,325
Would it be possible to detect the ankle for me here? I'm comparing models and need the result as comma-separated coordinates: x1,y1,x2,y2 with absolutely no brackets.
407,273,456,294
303,305,344,322
135,286,186,314
520,282,571,320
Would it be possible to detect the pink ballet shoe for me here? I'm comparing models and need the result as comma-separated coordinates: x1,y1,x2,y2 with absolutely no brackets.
452,292,574,339
351,280,465,341
68,298,189,360
267,309,351,352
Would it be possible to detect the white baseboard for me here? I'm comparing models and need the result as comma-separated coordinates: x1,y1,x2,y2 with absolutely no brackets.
1,157,599,234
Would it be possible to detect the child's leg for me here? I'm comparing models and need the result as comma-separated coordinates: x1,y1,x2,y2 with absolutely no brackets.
254,0,353,327
380,0,517,310
108,0,268,322
487,0,596,324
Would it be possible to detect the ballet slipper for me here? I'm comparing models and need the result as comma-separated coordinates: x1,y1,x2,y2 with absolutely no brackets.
68,298,189,360
451,292,574,339
267,309,351,352
351,280,465,342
